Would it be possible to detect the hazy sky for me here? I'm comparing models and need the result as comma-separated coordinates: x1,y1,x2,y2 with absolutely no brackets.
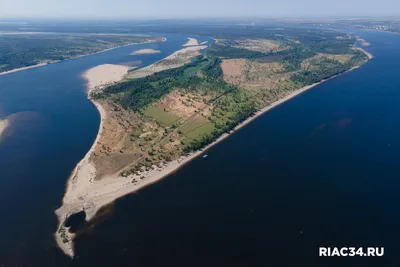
0,0,398,19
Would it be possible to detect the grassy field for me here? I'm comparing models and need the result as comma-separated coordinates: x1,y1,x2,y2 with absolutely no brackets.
143,105,181,126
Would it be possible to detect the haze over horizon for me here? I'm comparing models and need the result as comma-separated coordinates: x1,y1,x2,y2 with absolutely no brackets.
0,0,399,19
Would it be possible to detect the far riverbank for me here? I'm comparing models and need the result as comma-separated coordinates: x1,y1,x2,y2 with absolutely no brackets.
0,38,166,76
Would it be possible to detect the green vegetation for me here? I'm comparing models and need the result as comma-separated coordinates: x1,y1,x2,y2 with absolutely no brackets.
0,34,159,73
206,44,265,59
93,55,256,155
290,50,367,85
91,25,369,177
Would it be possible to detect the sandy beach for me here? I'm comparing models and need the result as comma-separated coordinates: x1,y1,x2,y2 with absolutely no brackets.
83,64,131,92
355,47,373,59
54,44,373,258
183,37,199,46
126,45,207,79
55,64,130,257
0,119,8,140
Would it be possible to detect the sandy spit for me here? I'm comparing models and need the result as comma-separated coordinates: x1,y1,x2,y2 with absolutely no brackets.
355,47,373,59
126,45,207,79
54,64,130,257
0,63,50,76
183,37,199,46
54,47,372,258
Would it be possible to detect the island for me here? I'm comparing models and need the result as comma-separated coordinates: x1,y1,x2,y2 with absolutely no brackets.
55,29,372,257
131,49,162,55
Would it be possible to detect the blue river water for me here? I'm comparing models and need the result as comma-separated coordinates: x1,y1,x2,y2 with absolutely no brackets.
0,30,399,266
0,33,211,265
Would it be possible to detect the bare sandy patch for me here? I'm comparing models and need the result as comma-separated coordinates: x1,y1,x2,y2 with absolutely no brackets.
183,37,199,46
83,64,131,92
354,47,373,59
131,49,161,55
0,119,8,140
126,45,207,79
221,59,248,83
221,58,285,89
159,91,207,117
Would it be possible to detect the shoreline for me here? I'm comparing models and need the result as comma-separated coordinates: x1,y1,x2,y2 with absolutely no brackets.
0,37,166,76
183,37,199,46
54,47,372,258
355,47,373,59
125,45,207,79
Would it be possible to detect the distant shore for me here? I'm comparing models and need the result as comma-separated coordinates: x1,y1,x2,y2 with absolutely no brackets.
54,46,372,258
0,37,166,76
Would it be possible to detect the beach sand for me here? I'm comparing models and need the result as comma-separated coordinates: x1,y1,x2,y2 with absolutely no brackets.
183,37,199,46
83,64,131,92
126,45,207,79
55,64,130,257
54,45,373,258
0,119,8,140
355,47,373,59
131,49,161,55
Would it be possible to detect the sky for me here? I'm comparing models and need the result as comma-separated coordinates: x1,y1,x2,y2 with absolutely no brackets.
0,0,399,19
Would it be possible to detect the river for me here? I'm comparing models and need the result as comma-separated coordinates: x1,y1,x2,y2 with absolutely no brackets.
0,30,398,266
0,33,211,266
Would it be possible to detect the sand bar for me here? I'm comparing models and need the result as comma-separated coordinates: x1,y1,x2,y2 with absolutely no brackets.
183,37,199,46
83,64,131,92
55,64,130,257
355,47,373,59
126,45,207,79
131,49,161,55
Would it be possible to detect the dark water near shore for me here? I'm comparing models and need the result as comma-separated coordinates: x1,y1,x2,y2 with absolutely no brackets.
0,29,399,267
